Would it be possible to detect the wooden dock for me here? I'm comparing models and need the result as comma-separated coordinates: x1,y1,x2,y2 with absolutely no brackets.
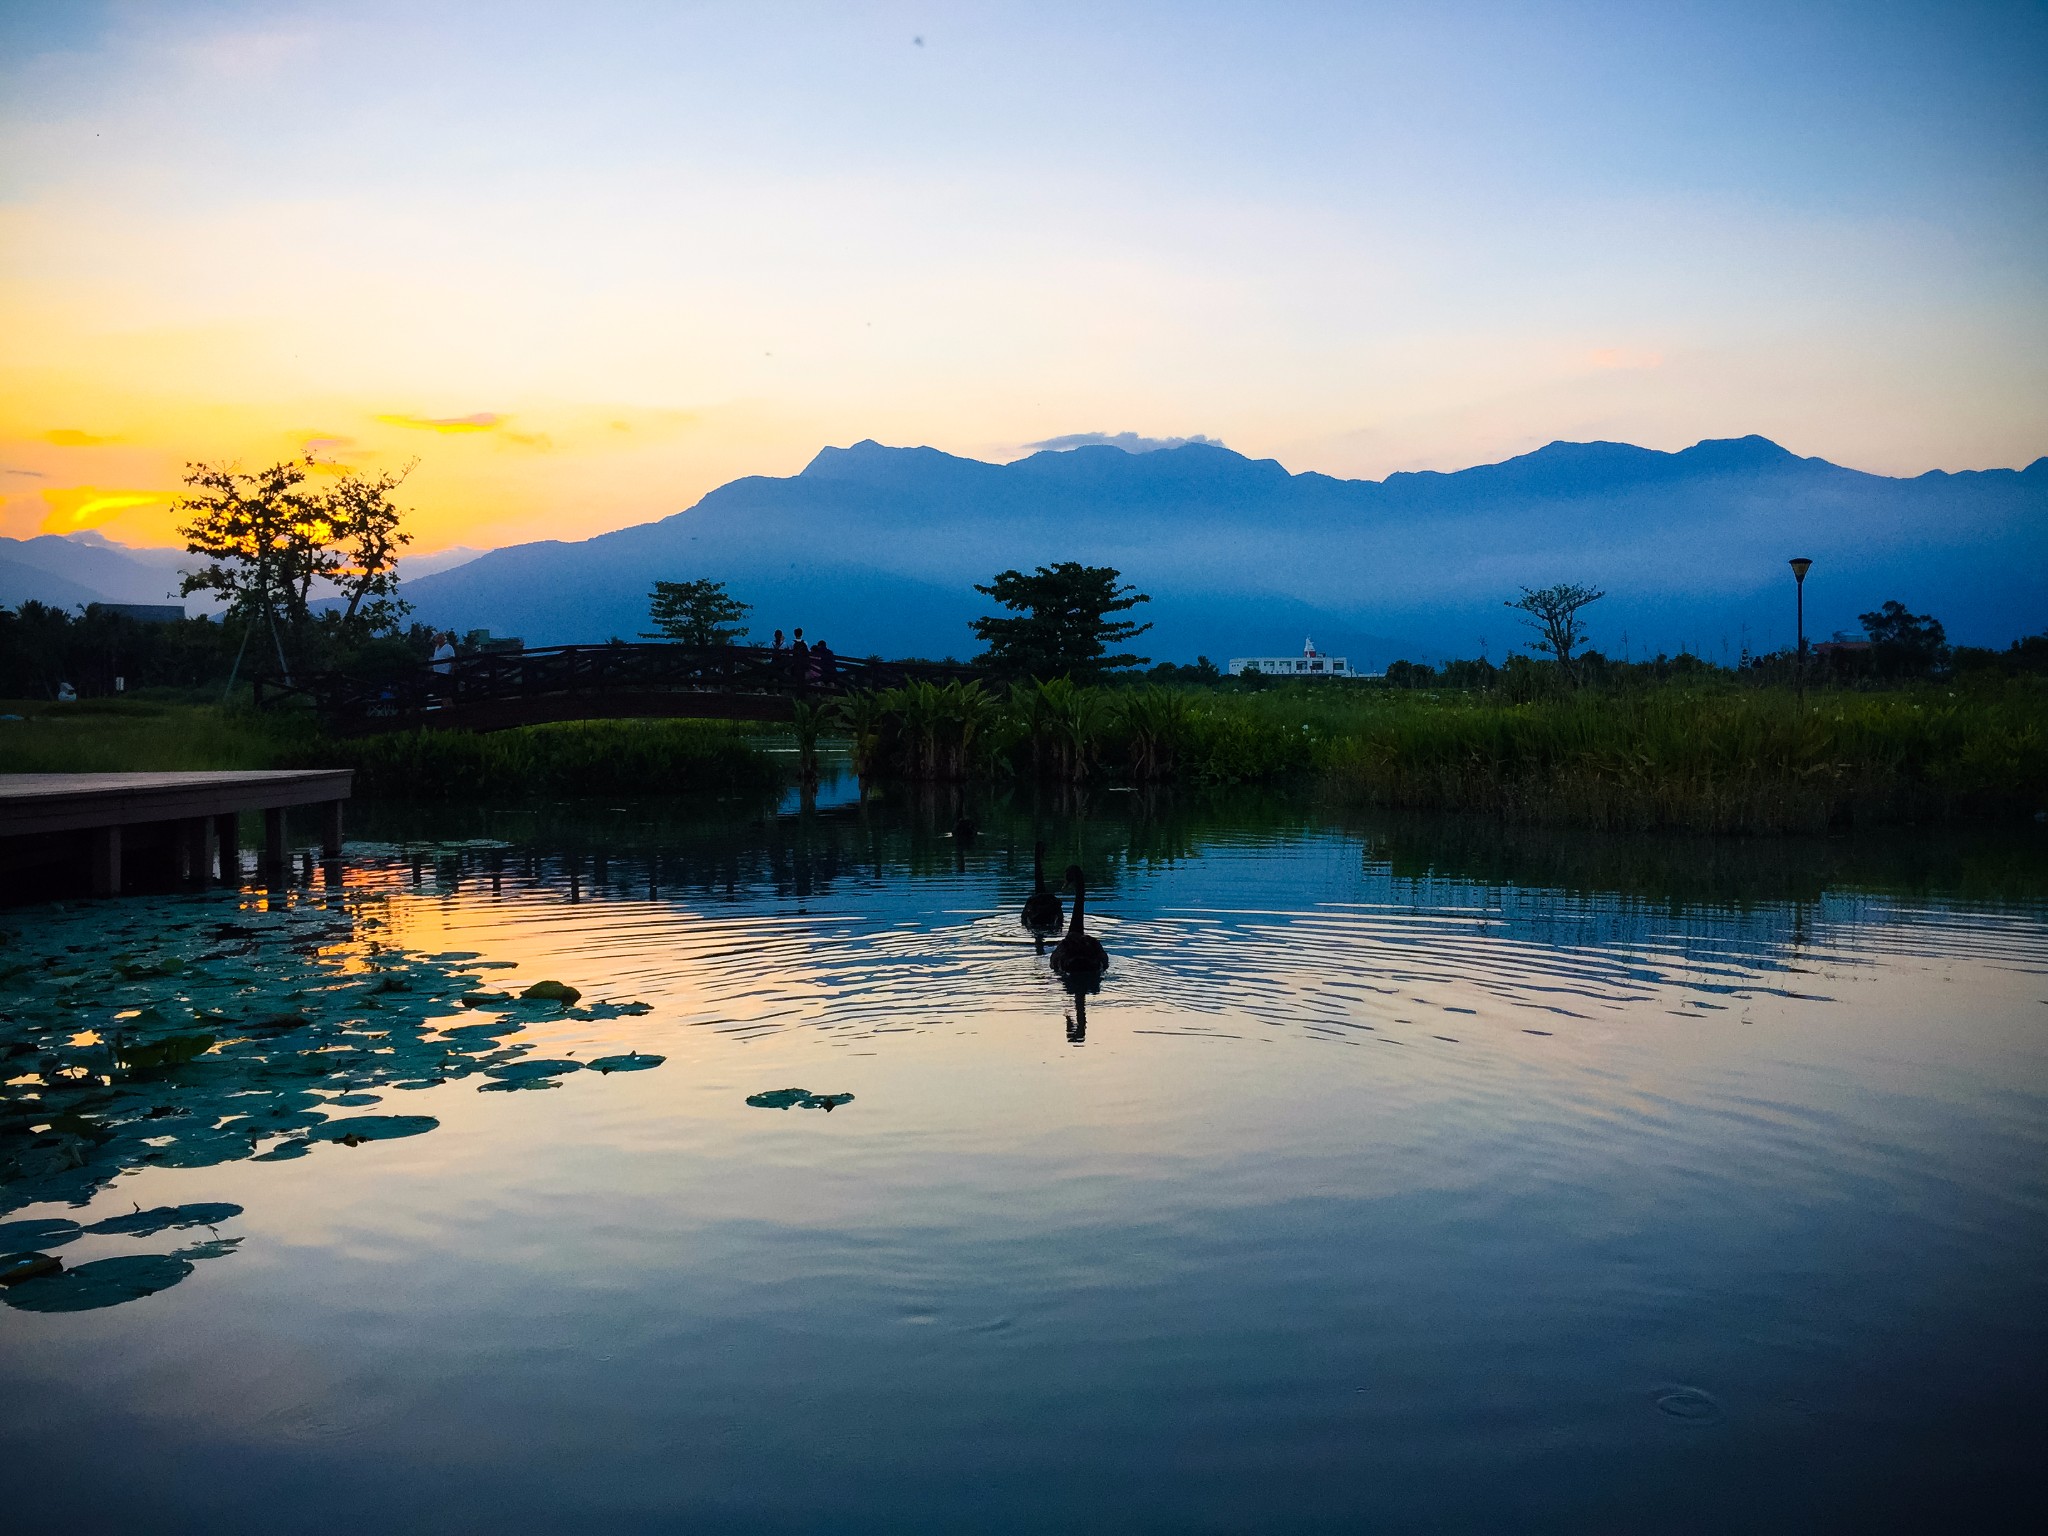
0,770,352,897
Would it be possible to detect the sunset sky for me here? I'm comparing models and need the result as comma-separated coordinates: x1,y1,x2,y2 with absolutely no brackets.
2,0,2043,554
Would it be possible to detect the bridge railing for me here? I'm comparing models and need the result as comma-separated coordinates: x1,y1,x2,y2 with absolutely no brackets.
252,642,981,724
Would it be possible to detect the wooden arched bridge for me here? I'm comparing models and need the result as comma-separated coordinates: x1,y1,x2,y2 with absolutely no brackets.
253,642,977,734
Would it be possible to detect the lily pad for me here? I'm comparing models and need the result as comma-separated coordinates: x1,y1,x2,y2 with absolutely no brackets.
519,980,582,1005
2,1252,194,1312
86,1202,242,1238
0,1218,83,1251
440,1020,522,1039
746,1087,811,1110
589,1052,665,1074
307,1114,437,1144
116,1033,215,1071
483,1059,583,1083
798,1093,854,1111
253,1139,312,1161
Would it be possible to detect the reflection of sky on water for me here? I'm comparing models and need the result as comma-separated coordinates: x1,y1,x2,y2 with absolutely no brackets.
3,796,2045,1530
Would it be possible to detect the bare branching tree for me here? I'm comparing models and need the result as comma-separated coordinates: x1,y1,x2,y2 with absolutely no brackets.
1506,582,1605,684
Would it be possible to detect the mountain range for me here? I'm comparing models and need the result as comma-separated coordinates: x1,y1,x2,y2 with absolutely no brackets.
7,437,2043,666
400,435,2045,665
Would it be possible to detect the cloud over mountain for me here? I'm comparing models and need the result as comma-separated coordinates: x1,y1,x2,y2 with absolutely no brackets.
1025,431,1227,454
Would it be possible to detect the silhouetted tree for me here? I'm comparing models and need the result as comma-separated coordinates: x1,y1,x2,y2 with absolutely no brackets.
643,578,750,645
1506,582,1605,684
1859,599,1948,677
324,461,416,631
971,562,1151,681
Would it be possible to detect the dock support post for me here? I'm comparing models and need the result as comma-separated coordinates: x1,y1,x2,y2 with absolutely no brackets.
89,825,122,896
215,813,240,884
182,817,214,883
263,806,288,875
321,799,344,859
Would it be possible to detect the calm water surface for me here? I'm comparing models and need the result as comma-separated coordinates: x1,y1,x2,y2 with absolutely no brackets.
3,784,2045,1533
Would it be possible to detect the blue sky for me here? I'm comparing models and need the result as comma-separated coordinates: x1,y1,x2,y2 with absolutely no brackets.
1,0,2042,550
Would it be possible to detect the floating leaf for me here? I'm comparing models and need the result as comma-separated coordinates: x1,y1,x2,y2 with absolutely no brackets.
478,1077,561,1092
2,1253,194,1312
798,1093,854,1111
440,1020,522,1040
253,1139,311,1161
589,1053,665,1074
307,1115,437,1144
175,1237,245,1262
460,992,512,1008
519,980,582,1005
117,1033,215,1072
484,1059,582,1083
86,1202,242,1238
746,1087,811,1110
0,1219,83,1251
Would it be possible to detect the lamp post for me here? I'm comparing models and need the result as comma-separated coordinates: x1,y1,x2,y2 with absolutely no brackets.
1788,557,1813,703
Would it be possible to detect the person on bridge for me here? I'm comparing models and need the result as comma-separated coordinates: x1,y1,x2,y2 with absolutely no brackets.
429,631,456,704
808,637,834,685
771,629,785,657
790,628,809,682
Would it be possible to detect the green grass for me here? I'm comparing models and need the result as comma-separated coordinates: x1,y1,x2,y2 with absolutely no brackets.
8,684,2040,831
0,702,784,800
0,699,310,773
318,718,785,800
1312,682,2048,832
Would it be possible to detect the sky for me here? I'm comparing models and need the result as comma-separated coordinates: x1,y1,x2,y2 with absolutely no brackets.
1,0,2043,554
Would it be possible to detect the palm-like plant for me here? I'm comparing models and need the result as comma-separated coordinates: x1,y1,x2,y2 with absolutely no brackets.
829,690,887,779
1117,686,1195,781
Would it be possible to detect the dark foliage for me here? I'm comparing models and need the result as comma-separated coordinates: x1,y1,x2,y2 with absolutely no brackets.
970,562,1151,681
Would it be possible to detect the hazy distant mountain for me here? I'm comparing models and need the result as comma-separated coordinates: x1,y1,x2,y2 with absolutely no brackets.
0,533,194,612
403,435,2047,665
8,438,2041,664
0,534,479,621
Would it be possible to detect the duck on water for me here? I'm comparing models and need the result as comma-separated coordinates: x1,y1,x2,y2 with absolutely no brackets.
1021,841,1064,933
1049,865,1108,978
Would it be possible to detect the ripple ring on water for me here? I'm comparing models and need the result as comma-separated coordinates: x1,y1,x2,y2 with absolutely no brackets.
1653,1386,1722,1422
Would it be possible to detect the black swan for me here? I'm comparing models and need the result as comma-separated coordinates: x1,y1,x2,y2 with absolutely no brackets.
1021,841,1064,932
1049,864,1108,977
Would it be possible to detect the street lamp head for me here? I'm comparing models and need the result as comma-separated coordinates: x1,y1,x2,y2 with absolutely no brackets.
1788,557,1813,583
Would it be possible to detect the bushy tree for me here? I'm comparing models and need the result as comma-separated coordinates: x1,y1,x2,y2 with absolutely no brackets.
644,578,750,645
1507,582,1605,684
971,562,1151,681
176,457,416,680
1859,599,1948,677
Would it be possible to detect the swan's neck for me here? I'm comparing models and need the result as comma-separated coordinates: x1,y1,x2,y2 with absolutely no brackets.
1069,883,1087,931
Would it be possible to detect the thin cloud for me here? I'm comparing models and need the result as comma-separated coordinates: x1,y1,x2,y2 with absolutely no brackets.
38,487,166,532
3,467,48,478
45,429,120,447
377,411,503,434
1026,431,1227,454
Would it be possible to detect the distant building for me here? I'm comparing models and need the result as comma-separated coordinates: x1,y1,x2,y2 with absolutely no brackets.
460,628,524,654
1228,637,1357,678
88,603,185,624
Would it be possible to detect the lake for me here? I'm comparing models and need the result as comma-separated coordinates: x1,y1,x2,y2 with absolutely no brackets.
3,780,2045,1533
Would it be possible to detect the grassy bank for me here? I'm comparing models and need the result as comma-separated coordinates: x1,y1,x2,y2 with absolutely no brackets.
6,683,2041,832
833,677,2048,833
0,699,308,772
319,719,783,799
1316,684,2048,833
0,702,783,800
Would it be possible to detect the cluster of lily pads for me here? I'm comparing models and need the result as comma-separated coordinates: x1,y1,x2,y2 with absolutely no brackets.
0,885,664,1311
746,1088,855,1112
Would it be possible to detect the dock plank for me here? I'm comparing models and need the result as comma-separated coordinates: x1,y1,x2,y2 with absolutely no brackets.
0,770,352,838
